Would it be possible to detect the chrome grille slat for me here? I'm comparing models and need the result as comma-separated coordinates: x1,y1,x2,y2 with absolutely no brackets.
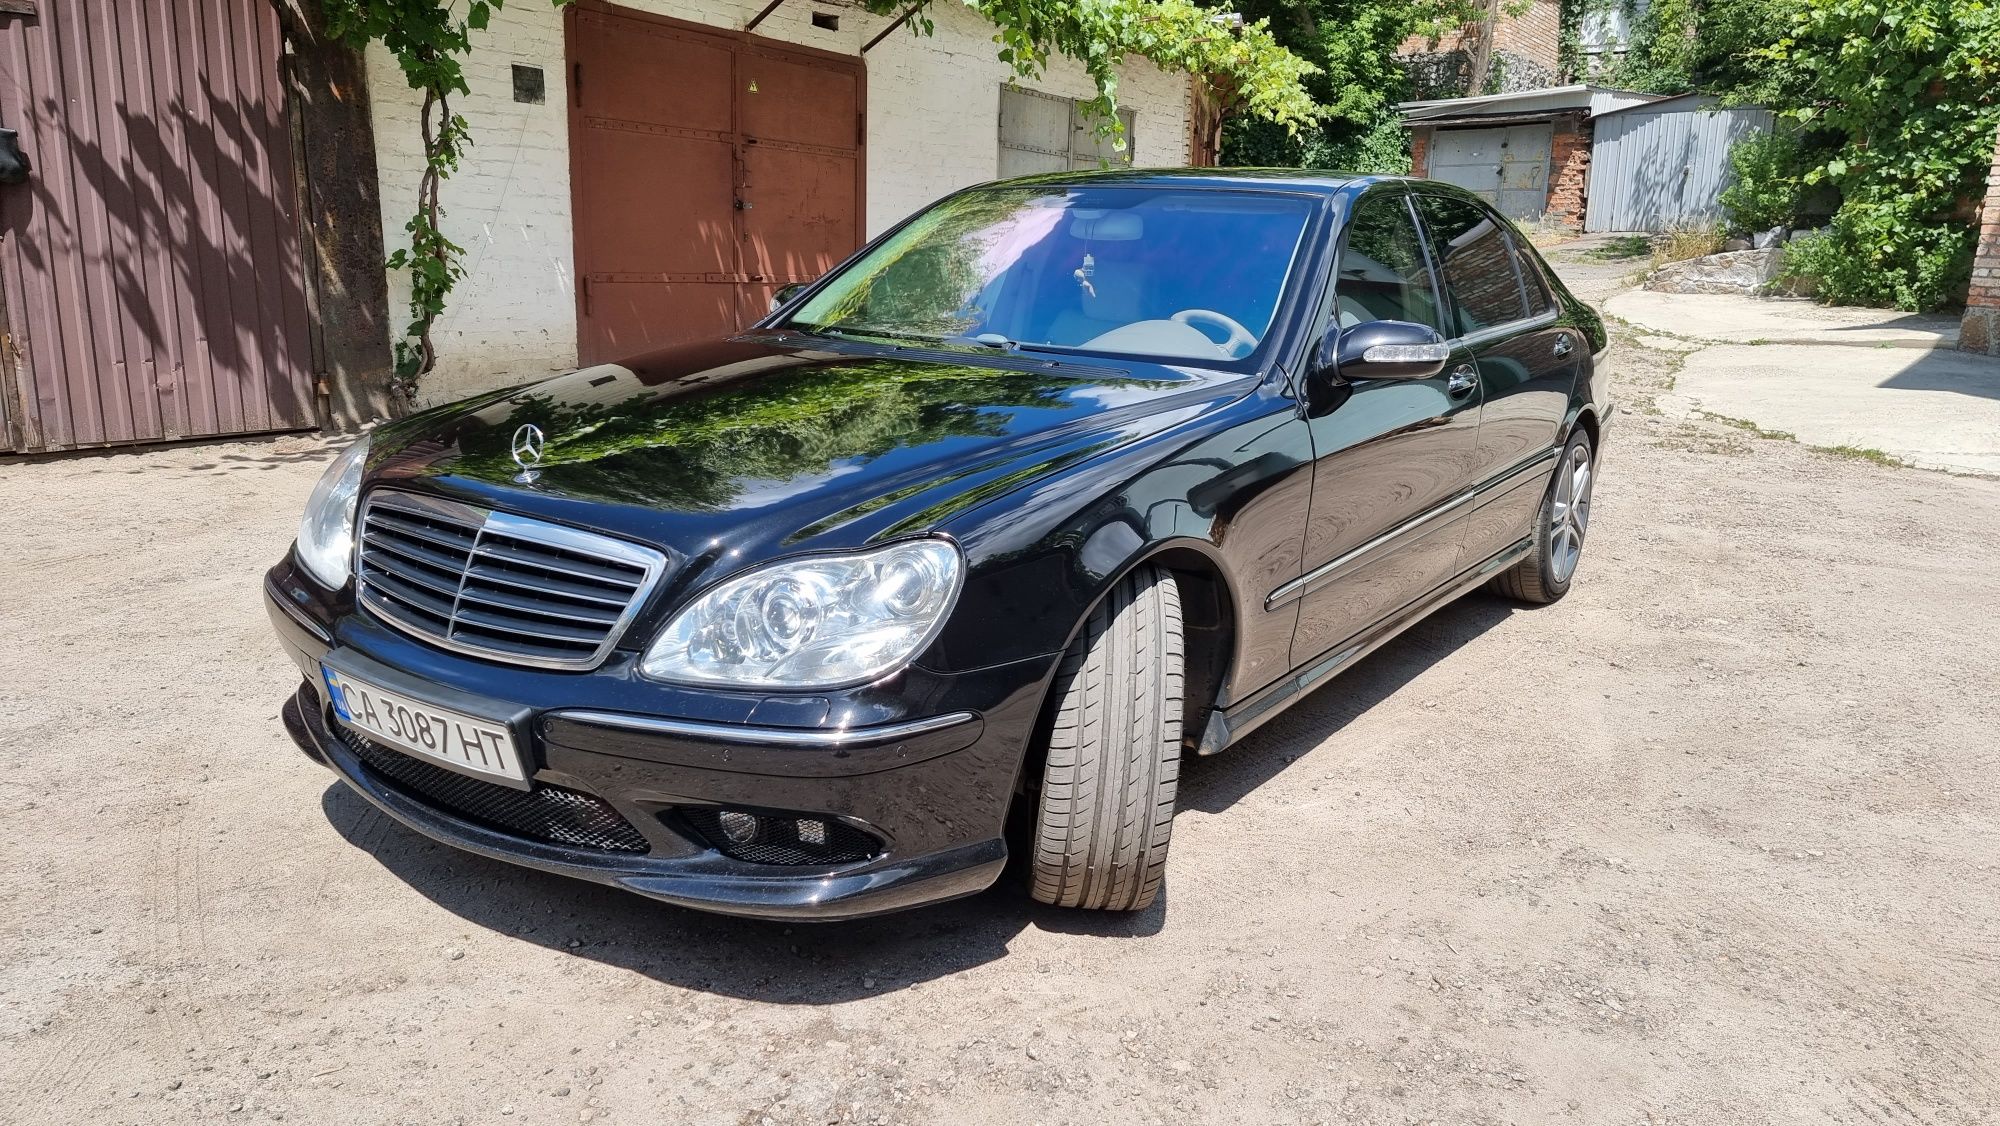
462,562,633,607
366,532,473,576
365,510,479,552
356,490,670,671
471,539,648,588
452,604,609,645
360,549,464,597
366,568,460,621
453,584,623,626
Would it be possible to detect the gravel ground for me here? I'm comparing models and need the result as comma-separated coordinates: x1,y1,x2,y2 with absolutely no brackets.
4,254,1999,1126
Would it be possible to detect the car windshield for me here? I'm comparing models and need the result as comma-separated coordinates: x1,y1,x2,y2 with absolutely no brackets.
785,185,1317,363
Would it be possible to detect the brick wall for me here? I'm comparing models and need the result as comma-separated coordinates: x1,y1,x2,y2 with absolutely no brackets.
365,0,1192,401
1494,0,1561,73
1962,125,2000,356
1397,0,1561,90
1545,113,1590,230
1409,127,1433,177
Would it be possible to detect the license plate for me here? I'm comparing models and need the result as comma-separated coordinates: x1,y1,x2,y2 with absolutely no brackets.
321,664,527,784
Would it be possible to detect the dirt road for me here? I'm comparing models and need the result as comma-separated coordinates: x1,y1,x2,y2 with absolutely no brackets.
4,259,1998,1125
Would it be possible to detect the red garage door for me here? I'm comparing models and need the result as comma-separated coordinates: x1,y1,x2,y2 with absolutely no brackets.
0,0,315,453
566,2,864,365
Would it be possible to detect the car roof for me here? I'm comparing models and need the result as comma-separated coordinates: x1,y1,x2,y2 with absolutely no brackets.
975,167,1408,196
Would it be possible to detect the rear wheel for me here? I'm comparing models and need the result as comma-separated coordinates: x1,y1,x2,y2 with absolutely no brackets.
1028,566,1184,911
1493,428,1595,604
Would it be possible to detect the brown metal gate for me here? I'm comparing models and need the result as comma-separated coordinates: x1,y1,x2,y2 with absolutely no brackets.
566,2,863,365
0,0,315,454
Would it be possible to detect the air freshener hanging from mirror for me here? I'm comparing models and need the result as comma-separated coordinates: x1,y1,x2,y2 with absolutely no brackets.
1074,252,1096,299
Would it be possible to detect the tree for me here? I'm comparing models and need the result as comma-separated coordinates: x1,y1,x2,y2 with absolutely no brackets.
1584,0,1802,100
1206,0,1489,172
313,0,1320,399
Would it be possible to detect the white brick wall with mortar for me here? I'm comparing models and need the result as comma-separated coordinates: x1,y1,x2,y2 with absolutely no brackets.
366,1,1192,401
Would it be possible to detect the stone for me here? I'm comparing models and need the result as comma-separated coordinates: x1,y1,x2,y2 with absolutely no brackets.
1643,249,1784,296
1722,238,1753,252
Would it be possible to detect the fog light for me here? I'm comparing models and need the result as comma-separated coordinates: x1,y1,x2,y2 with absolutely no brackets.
679,807,882,866
718,809,759,845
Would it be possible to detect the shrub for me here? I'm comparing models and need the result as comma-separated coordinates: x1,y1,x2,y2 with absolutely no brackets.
1720,130,1809,235
1781,211,1976,312
1225,107,1412,174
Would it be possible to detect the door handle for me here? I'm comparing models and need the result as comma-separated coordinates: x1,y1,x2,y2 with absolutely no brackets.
1554,333,1573,358
1446,365,1477,398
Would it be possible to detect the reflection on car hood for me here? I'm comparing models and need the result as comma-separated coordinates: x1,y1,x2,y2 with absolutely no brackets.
365,335,1250,563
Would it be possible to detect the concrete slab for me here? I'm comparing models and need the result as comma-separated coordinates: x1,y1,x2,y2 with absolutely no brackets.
1607,290,1961,349
1675,344,2000,475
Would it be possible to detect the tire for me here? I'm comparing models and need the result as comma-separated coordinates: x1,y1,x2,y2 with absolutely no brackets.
1493,427,1596,605
1028,566,1184,911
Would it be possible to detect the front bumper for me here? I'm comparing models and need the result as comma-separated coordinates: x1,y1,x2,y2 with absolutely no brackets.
267,560,1054,921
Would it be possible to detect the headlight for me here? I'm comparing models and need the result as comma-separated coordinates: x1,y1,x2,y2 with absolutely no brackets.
295,436,370,589
641,540,963,689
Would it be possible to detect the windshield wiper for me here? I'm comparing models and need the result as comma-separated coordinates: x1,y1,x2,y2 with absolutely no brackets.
793,323,945,347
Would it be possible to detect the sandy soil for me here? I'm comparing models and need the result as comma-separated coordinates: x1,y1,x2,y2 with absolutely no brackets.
4,256,1998,1125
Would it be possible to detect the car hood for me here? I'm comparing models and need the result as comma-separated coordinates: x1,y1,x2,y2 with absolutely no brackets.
365,333,1250,565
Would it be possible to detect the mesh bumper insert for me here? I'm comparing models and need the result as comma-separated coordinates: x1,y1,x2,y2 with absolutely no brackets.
337,725,650,854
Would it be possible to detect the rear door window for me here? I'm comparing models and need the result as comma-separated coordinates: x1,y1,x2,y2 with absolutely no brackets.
1414,194,1529,337
1507,229,1555,317
1333,191,1441,332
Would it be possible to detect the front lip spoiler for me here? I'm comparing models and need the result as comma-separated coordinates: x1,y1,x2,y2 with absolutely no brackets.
284,691,1008,921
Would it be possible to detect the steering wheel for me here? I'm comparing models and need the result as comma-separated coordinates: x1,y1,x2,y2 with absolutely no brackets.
1170,308,1258,358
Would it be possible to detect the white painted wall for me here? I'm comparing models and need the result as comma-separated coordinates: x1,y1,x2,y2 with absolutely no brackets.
366,1,1192,401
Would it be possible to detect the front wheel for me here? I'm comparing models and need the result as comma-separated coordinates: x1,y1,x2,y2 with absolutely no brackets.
1493,428,1596,604
1027,566,1184,911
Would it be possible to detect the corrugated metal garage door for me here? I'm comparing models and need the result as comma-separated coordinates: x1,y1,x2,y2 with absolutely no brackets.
0,0,316,453
1587,96,1772,232
1429,125,1551,219
566,2,864,365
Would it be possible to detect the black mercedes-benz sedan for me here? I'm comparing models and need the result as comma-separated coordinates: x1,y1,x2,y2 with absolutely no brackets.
266,170,1609,920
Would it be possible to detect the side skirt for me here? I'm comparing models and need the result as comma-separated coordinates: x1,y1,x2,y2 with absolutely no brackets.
1196,536,1533,756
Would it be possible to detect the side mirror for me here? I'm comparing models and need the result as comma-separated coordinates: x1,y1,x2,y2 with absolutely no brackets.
769,282,810,314
1325,319,1451,382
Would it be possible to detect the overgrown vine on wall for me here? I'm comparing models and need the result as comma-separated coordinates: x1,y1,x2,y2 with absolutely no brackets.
859,0,1320,146
317,0,573,397
315,0,1317,398
1763,0,2000,310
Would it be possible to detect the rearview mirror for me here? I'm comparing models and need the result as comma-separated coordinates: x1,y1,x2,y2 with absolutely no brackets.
1329,320,1450,382
769,282,810,314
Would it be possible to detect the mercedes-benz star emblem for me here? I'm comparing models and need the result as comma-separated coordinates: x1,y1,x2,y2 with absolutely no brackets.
510,423,546,484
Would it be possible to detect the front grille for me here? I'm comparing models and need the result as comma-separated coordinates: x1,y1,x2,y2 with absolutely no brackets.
339,726,651,853
681,808,882,867
356,490,668,670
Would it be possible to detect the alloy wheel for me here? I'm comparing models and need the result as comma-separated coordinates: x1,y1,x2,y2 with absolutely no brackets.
1549,442,1593,584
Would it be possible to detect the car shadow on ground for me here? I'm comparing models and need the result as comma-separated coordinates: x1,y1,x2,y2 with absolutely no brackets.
319,591,1524,1004
1179,592,1520,815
